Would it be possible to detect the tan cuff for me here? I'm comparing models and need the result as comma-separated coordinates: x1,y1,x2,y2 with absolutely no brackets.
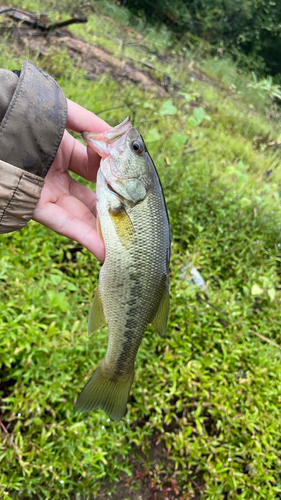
0,159,44,234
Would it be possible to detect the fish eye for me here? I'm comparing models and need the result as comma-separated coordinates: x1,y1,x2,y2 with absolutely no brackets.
131,140,144,154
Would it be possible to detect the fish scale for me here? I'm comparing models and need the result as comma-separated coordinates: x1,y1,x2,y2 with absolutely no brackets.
76,117,171,421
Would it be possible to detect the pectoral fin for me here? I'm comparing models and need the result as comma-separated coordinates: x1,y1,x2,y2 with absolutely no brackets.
151,281,170,337
96,212,104,245
109,206,135,249
88,286,107,336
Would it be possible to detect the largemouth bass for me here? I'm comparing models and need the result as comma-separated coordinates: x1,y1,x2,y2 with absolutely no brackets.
76,117,171,421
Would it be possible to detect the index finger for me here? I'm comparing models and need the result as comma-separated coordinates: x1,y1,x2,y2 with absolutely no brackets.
66,99,111,134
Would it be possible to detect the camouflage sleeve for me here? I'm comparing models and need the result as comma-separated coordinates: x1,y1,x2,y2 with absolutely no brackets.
0,59,67,234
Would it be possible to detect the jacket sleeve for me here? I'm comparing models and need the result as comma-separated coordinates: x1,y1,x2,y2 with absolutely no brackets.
0,59,67,234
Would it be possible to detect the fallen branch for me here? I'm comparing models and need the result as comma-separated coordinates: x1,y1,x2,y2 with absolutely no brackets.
0,6,38,17
3,5,166,95
1,7,87,31
46,17,87,31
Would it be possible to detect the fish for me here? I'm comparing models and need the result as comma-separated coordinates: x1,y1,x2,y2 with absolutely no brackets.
75,116,171,421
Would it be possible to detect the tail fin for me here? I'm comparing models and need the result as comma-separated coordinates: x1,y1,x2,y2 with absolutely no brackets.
75,364,134,422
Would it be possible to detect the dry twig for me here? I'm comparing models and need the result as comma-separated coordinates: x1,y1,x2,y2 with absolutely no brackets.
250,330,281,350
0,417,26,468
0,6,87,31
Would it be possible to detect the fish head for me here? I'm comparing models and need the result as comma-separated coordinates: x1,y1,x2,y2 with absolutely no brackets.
82,117,152,205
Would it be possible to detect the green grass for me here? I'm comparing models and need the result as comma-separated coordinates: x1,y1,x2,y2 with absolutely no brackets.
1,1,281,499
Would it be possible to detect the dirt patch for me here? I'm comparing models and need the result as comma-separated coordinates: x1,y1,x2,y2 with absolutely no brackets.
0,4,229,98
90,433,204,500
0,5,167,95
95,452,185,500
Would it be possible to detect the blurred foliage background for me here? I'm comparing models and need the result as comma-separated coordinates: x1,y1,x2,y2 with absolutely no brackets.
122,0,281,77
1,1,281,499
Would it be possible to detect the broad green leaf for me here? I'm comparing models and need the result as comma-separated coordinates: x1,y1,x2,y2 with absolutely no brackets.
145,128,162,142
240,197,251,207
237,160,246,170
178,92,192,101
171,131,187,149
143,102,155,109
193,107,205,124
159,99,177,115
225,166,248,184
251,284,263,296
68,282,77,291
236,171,249,184
47,291,69,311
50,274,62,286
268,288,276,301
225,166,237,175
187,116,199,128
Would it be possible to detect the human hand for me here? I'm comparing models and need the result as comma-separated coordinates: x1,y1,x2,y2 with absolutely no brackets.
33,99,110,262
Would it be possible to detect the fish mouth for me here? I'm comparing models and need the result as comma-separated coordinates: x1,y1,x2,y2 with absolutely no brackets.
82,117,132,159
104,116,132,144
